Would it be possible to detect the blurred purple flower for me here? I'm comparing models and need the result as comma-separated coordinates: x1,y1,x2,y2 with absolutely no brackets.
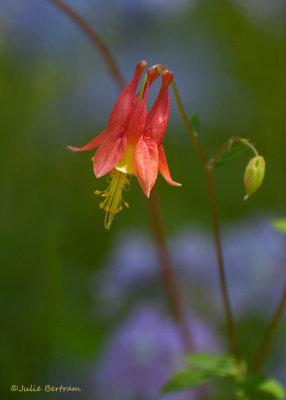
94,218,285,318
171,228,215,283
174,218,285,316
93,230,159,314
91,305,221,400
224,219,286,314
223,218,285,315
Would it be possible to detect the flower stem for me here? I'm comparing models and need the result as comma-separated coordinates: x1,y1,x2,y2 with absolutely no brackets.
209,136,259,168
251,285,286,373
147,188,193,351
204,167,240,363
171,80,240,362
48,0,193,352
170,81,208,164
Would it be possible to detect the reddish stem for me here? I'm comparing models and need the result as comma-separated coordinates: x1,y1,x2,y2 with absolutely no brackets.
147,188,193,351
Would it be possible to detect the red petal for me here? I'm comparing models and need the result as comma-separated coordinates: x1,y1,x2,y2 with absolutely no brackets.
158,145,181,186
134,136,159,197
144,70,173,145
125,94,147,146
107,61,147,133
126,67,160,146
67,130,107,152
93,131,127,178
130,67,161,113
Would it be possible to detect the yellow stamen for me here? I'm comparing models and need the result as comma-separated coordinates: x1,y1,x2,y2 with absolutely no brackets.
94,169,131,229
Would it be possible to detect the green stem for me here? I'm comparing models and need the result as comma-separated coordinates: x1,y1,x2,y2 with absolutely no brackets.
208,137,259,168
251,286,286,373
170,79,240,363
208,138,234,168
240,139,259,157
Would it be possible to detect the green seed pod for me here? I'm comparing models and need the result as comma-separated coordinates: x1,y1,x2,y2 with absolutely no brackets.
244,156,265,200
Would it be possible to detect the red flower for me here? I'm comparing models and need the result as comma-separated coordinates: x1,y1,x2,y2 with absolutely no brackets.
69,61,180,229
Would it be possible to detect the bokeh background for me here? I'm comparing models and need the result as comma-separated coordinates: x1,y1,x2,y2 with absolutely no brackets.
0,0,285,399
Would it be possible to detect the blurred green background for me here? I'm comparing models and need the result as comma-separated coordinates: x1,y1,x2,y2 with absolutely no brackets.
0,0,285,399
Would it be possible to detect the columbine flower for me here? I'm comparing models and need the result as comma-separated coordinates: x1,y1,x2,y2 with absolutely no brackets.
69,61,180,229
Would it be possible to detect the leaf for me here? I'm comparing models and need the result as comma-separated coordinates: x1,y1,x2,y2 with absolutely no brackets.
189,112,201,134
215,143,249,167
260,379,286,399
236,375,285,400
186,352,241,376
162,353,243,395
272,218,286,234
162,369,219,394
186,352,223,369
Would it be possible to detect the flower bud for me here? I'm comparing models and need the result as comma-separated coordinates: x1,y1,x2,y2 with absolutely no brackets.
244,156,265,200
